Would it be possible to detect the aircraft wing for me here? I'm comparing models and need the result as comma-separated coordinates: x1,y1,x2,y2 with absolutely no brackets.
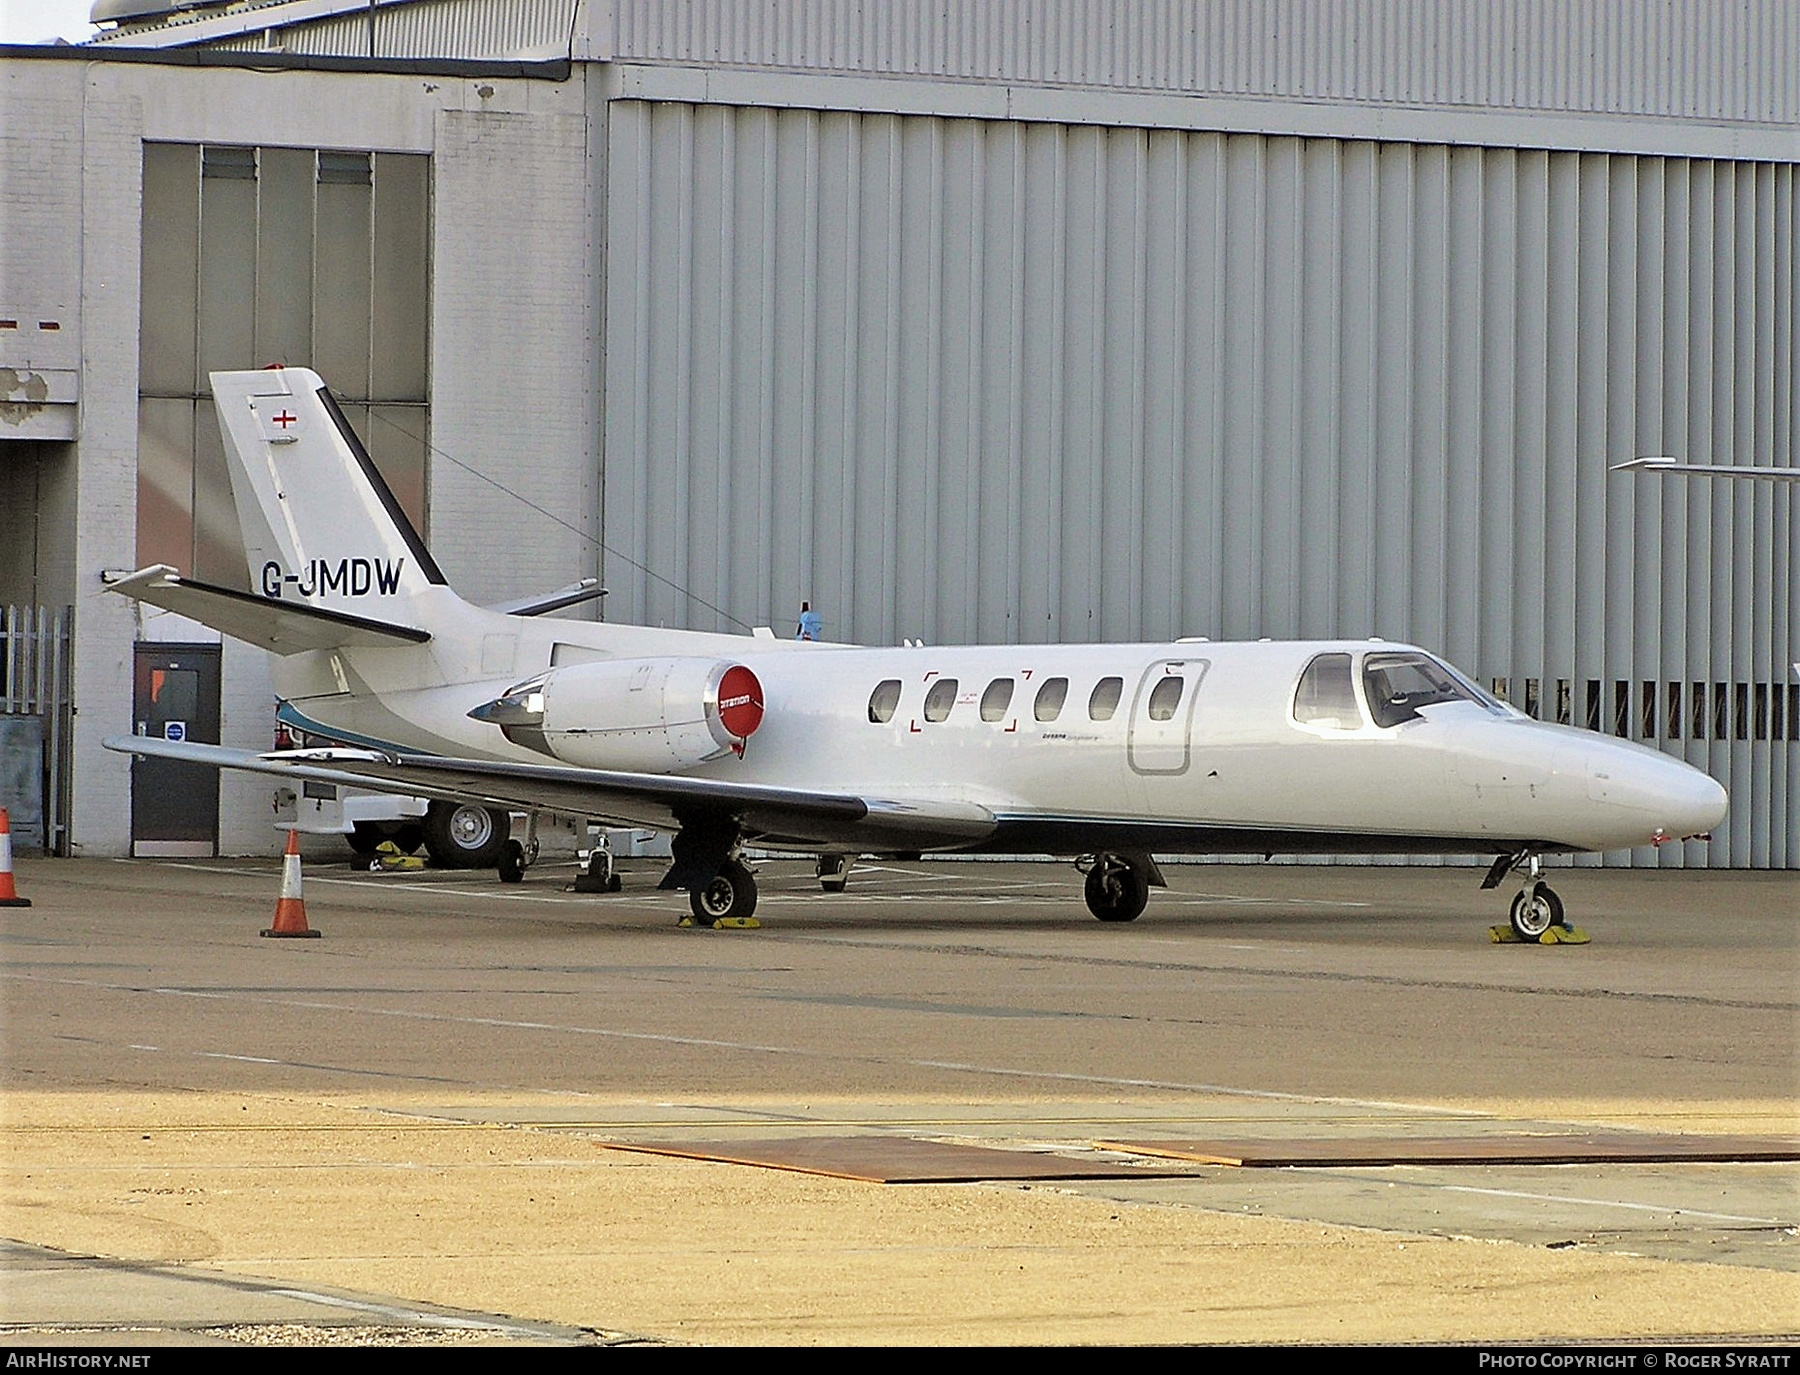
104,565,430,653
103,736,996,852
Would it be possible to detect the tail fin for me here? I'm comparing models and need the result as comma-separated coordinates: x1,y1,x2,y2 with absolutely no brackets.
211,367,443,614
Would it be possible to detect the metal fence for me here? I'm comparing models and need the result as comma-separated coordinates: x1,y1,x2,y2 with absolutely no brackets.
1,606,74,855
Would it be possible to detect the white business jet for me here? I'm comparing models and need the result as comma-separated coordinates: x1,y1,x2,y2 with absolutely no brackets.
106,369,1728,938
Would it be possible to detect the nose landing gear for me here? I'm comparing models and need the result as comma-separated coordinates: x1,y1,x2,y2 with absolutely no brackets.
1483,851,1581,943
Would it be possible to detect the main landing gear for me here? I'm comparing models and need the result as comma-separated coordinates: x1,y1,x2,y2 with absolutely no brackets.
1482,851,1572,942
660,824,760,926
1075,852,1165,922
688,856,758,924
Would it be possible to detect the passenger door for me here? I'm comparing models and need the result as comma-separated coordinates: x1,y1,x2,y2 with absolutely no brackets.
1127,658,1209,775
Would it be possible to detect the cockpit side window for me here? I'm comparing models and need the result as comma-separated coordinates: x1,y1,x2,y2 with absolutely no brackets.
1362,651,1492,728
1293,653,1361,729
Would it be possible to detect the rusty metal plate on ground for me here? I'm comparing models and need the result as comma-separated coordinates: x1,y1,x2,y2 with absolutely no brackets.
599,1135,1190,1183
1097,1134,1800,1167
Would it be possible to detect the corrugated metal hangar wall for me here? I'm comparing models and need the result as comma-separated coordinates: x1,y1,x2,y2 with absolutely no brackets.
602,109,1795,868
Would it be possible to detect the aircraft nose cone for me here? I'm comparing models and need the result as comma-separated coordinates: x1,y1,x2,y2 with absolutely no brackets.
1672,768,1729,839
1588,743,1728,844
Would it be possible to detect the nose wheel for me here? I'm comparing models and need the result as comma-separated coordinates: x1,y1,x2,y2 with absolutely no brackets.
1508,881,1565,940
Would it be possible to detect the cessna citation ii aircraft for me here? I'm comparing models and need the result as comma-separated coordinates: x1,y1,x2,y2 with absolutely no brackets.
107,369,1728,938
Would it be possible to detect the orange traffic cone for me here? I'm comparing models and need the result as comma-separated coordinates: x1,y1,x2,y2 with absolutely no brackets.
0,808,30,908
262,829,319,938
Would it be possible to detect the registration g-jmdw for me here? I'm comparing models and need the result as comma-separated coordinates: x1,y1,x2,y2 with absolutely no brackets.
262,557,405,598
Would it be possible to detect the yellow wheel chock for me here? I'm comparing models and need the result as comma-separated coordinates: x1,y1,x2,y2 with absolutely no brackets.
1488,923,1590,945
370,841,426,872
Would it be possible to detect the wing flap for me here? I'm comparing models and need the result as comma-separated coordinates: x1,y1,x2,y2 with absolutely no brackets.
104,565,430,653
102,736,996,851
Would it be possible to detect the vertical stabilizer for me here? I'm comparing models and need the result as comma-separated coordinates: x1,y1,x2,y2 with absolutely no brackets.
211,368,444,616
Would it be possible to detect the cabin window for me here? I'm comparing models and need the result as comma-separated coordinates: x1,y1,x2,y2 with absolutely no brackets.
1293,653,1360,729
868,679,901,724
980,678,1014,722
923,677,959,722
1088,677,1123,721
1146,676,1184,721
1034,677,1068,721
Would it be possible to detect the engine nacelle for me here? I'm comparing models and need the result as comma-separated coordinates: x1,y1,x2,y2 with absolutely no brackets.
471,657,765,772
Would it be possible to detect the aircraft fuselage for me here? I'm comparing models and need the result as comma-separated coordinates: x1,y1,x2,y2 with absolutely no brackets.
274,629,1727,862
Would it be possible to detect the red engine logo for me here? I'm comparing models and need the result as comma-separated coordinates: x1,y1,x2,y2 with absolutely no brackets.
716,665,765,742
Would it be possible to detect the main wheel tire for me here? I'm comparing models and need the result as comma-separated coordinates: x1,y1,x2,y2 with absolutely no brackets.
422,800,509,869
689,858,757,923
1085,859,1150,922
1509,884,1564,940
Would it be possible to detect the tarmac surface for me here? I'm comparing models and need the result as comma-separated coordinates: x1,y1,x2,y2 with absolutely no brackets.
1,850,1796,1346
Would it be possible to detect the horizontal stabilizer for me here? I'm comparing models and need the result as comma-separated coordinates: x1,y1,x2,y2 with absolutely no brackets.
487,578,608,617
104,565,430,654
103,735,997,852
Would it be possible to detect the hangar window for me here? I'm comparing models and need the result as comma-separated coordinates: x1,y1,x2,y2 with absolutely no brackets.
318,151,373,185
980,678,1014,722
1146,676,1184,721
1034,677,1068,721
923,678,959,723
201,146,257,181
868,679,901,724
138,142,430,582
1088,677,1123,721
1292,653,1360,729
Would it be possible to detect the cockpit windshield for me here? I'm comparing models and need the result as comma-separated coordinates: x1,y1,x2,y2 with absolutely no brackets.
1361,651,1501,728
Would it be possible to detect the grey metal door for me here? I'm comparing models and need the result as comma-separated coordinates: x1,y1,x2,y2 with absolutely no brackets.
131,644,221,857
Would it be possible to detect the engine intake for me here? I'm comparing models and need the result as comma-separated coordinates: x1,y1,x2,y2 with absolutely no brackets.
471,657,764,771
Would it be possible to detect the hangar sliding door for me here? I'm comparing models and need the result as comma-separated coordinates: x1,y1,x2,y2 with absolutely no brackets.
602,101,1795,867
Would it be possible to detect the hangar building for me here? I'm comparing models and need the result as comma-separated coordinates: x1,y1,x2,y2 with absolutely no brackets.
1,0,1794,867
